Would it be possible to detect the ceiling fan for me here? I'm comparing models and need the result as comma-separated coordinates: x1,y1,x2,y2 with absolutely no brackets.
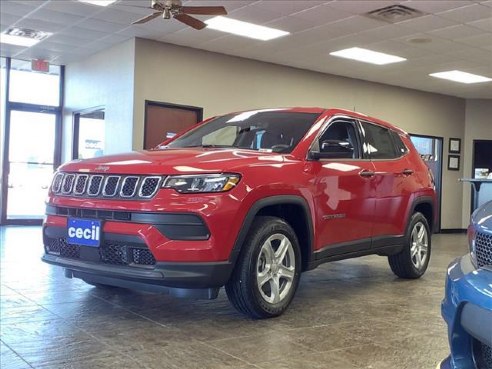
132,0,227,30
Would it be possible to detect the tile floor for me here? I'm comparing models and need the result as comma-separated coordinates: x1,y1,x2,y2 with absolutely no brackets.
1,226,466,369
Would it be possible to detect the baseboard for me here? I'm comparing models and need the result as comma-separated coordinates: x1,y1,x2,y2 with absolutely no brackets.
439,228,467,234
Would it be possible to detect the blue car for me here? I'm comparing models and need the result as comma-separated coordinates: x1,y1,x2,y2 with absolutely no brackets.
440,200,492,369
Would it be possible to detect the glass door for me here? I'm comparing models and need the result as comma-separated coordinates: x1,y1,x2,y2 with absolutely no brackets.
5,110,57,222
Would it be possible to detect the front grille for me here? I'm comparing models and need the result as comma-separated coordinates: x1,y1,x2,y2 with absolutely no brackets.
101,243,128,265
45,238,155,267
45,238,80,259
475,231,492,268
51,173,163,200
474,340,492,369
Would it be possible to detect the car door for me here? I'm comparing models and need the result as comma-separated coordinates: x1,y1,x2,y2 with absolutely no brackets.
360,121,414,240
309,118,377,256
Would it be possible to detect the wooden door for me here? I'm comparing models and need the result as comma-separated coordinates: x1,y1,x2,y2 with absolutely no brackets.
144,101,203,149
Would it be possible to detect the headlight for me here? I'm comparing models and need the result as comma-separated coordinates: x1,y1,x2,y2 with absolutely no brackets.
163,174,240,193
467,224,477,267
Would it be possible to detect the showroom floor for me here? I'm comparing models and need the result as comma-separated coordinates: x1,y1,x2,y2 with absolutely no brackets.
1,226,466,369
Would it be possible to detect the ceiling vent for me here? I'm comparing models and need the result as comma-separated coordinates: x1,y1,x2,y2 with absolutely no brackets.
365,5,425,23
4,27,51,41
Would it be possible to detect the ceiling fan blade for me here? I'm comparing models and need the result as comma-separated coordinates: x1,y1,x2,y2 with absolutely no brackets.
174,13,207,30
181,6,227,15
132,11,163,24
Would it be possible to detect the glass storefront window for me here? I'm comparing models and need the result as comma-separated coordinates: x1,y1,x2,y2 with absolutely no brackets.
9,59,60,106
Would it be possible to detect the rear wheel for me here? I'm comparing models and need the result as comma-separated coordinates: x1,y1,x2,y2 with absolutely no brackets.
225,216,301,319
388,212,431,279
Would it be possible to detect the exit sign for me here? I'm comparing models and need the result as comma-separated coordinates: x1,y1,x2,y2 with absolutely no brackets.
32,59,49,72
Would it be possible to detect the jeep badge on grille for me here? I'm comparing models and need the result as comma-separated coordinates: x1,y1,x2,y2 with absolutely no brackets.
95,165,110,172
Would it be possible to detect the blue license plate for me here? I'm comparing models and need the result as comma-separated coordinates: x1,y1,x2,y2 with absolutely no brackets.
67,218,101,247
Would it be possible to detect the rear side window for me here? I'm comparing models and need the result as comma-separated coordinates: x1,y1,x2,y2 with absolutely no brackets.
390,131,408,156
361,122,398,159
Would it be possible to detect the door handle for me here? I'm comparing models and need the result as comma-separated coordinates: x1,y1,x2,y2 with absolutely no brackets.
359,169,375,178
401,169,414,176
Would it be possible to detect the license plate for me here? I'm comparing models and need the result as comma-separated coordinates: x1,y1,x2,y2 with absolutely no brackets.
67,218,101,247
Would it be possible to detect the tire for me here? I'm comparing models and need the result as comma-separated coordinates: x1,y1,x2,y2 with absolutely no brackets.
388,212,431,279
225,216,301,319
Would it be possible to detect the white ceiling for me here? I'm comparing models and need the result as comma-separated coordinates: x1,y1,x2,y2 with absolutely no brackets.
1,0,492,99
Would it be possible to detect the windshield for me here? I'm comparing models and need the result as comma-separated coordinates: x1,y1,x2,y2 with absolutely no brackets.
165,110,321,153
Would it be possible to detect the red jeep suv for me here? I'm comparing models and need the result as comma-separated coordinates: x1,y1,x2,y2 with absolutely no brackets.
43,108,437,318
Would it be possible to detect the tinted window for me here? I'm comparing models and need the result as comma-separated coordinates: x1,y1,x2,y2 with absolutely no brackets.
167,111,320,153
362,123,398,159
390,131,408,156
316,120,360,159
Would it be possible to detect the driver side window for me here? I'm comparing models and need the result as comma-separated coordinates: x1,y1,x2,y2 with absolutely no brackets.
317,120,360,159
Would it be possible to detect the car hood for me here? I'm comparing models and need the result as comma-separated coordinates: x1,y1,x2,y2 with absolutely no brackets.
472,200,492,232
59,148,290,175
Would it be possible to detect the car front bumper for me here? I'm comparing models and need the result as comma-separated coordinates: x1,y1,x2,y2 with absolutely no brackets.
440,255,492,369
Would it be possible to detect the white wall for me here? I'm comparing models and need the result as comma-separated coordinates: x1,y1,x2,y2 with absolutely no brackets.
462,99,492,226
133,39,466,229
63,39,136,161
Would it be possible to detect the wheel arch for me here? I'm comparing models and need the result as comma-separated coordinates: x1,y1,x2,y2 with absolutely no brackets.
229,196,314,272
411,196,435,233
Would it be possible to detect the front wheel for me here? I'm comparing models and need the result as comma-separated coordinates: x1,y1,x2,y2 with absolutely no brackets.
388,212,431,279
225,216,301,319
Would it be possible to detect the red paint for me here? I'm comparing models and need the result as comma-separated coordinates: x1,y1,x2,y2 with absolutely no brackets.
45,108,436,263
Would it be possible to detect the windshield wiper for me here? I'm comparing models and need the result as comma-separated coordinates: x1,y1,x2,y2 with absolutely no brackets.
182,144,234,148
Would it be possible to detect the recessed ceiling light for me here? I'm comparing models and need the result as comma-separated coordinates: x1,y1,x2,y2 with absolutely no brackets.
429,70,492,84
78,0,117,6
0,27,52,47
329,47,406,65
205,16,289,41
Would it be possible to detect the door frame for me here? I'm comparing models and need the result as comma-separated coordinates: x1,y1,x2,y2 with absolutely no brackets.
0,58,64,225
409,133,443,233
72,106,105,160
143,100,203,149
470,139,492,212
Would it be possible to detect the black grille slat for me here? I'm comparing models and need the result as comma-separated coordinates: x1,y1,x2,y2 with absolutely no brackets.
46,238,80,259
103,176,120,197
88,175,103,196
139,177,161,198
74,175,88,195
100,243,128,265
51,173,64,193
132,248,156,265
62,174,75,194
121,177,139,197
474,340,492,369
475,231,492,268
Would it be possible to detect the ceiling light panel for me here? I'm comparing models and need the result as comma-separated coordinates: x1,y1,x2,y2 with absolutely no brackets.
205,16,290,41
78,0,117,6
1,27,52,47
429,70,492,84
329,47,407,65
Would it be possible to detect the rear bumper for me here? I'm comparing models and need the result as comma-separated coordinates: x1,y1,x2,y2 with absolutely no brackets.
441,255,492,369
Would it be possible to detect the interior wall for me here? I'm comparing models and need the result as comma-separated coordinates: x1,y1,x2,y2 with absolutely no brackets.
63,39,135,161
462,99,492,226
133,39,466,229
